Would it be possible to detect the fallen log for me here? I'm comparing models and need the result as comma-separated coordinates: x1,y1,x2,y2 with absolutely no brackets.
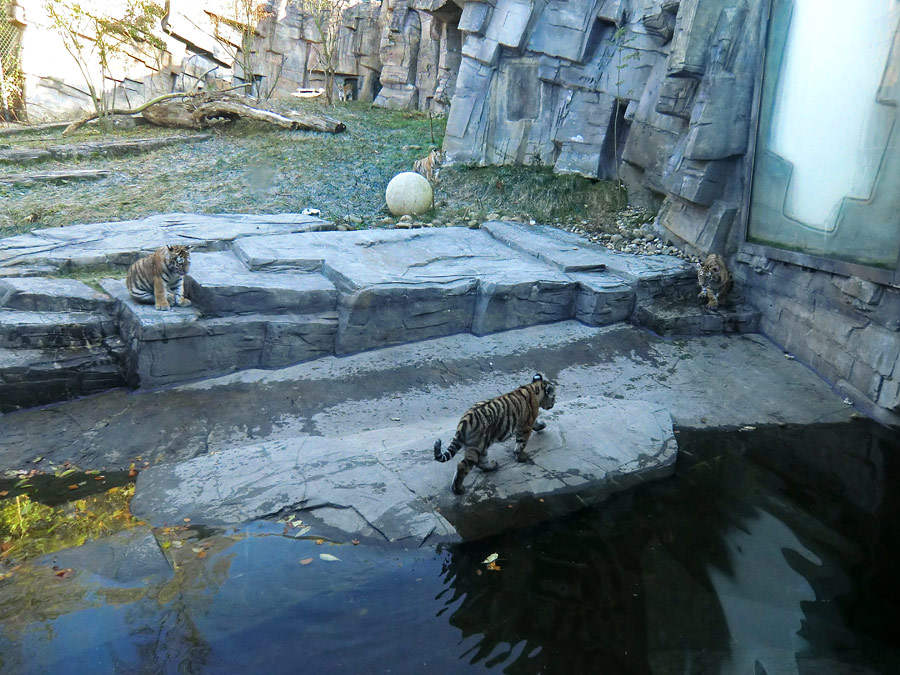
62,92,188,136
191,99,345,133
140,92,345,134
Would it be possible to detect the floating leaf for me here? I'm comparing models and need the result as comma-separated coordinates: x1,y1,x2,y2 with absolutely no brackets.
183,518,191,523
67,485,79,491
0,491,8,498
319,553,340,562
315,538,325,545
299,557,313,565
56,468,76,478
53,568,74,579
486,561,502,571
293,526,311,537
191,547,204,554
197,550,207,559
482,553,499,564
32,456,43,464
290,519,304,528
351,539,360,546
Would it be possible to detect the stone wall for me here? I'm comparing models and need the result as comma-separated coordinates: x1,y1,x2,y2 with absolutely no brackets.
429,0,900,426
15,0,454,122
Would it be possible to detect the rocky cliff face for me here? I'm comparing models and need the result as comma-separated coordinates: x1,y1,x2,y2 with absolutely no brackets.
431,0,764,260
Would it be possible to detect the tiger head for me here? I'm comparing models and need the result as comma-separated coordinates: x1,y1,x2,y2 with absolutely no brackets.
532,373,556,410
166,245,191,274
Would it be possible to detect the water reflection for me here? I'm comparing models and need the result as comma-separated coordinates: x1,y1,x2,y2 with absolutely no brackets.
439,423,900,674
1,423,898,674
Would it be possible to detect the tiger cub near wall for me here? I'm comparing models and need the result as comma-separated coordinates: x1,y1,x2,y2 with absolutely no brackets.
126,245,192,311
413,148,444,184
433,373,556,495
697,253,732,310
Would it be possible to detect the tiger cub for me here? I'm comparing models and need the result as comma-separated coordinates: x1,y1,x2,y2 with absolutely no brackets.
413,148,444,184
125,244,192,311
697,253,732,310
433,373,556,495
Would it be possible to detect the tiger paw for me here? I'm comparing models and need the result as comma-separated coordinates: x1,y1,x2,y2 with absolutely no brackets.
476,460,499,472
514,451,531,463
451,482,465,495
155,302,171,311
177,298,192,307
433,439,443,461
533,420,546,432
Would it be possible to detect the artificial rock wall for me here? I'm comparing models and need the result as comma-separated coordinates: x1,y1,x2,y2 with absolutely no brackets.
16,0,456,123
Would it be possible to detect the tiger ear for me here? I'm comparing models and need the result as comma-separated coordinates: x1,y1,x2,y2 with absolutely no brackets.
533,373,543,382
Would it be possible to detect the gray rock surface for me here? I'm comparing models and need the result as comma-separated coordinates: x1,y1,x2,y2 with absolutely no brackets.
0,212,335,271
38,528,172,583
130,395,676,543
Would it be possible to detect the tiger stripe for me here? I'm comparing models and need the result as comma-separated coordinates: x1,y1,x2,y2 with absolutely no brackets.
433,373,556,495
126,245,192,311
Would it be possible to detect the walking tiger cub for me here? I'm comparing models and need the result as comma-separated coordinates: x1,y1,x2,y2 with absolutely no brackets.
413,148,444,184
433,373,556,495
126,244,192,311
697,253,732,310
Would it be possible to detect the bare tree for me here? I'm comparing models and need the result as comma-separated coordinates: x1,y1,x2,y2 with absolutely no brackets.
210,0,284,98
298,0,346,106
42,0,166,126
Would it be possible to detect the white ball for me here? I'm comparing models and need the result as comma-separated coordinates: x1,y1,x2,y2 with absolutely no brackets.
385,171,433,216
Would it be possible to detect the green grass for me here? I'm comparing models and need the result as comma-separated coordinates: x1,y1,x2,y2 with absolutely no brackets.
1,100,626,237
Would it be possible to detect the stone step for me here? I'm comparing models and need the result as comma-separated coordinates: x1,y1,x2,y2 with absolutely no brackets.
129,395,677,543
632,294,761,336
0,309,117,349
102,279,338,387
0,277,114,312
0,339,126,412
184,251,337,317
482,220,698,299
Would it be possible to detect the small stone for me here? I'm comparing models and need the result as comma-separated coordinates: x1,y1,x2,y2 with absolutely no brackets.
399,214,413,223
348,215,363,225
337,224,351,231
431,220,442,227
468,220,480,229
394,222,411,229
486,212,501,221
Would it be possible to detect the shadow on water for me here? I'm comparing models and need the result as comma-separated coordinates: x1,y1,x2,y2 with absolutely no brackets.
1,422,899,674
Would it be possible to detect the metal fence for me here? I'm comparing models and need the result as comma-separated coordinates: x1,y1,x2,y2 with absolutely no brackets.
1,1,24,122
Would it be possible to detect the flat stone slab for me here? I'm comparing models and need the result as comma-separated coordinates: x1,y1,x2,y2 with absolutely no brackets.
130,395,676,543
482,220,696,286
185,251,337,317
633,294,761,336
0,277,113,312
0,212,335,271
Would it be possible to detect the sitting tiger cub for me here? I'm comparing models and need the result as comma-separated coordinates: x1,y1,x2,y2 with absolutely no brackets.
697,253,732,310
433,373,556,495
125,244,192,311
413,147,444,184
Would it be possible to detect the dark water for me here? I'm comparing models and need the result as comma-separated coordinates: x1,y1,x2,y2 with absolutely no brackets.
2,422,899,674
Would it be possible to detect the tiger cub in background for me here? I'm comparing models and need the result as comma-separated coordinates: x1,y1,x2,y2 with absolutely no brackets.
126,244,192,311
697,253,732,310
413,147,444,184
433,373,556,495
